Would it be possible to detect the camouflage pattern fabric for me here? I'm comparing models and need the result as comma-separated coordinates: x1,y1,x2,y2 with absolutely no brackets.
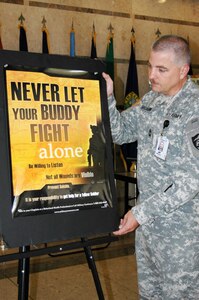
108,78,199,299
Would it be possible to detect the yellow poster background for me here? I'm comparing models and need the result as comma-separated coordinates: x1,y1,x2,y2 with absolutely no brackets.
6,70,102,196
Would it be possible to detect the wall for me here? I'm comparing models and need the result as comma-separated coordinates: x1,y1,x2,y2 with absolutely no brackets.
0,0,199,104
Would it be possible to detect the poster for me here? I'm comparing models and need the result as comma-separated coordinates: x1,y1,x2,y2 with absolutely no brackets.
5,68,112,217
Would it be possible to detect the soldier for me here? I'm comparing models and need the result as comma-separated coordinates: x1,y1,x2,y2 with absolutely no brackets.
103,35,199,299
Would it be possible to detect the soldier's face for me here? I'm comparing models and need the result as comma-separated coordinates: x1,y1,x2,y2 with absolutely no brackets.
148,50,186,96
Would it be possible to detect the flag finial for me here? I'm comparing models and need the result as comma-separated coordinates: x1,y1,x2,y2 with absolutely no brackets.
92,22,95,34
42,16,47,29
155,28,161,39
108,23,114,34
131,27,136,45
18,13,25,25
71,20,74,31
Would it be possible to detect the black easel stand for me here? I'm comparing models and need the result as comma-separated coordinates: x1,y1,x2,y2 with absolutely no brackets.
81,237,105,300
1,235,118,300
18,246,30,300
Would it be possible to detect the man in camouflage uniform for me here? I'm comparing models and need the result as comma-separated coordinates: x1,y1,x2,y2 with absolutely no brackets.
103,35,199,299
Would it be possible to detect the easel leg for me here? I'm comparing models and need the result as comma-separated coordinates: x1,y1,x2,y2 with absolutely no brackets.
81,238,105,300
18,246,30,300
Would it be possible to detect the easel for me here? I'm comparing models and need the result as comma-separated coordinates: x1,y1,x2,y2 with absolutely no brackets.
0,235,118,300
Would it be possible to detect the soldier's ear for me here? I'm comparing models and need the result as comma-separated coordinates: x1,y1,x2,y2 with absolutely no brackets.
180,64,189,79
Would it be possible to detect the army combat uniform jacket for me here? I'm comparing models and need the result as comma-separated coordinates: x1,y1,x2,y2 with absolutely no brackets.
108,78,199,299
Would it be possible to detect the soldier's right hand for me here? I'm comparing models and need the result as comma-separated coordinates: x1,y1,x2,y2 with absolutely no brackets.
102,72,114,98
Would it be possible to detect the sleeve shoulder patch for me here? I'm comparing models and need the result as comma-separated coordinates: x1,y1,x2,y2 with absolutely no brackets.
186,117,199,157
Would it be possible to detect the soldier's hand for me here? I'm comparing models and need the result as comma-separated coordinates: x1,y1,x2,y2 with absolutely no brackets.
113,210,139,236
102,72,114,98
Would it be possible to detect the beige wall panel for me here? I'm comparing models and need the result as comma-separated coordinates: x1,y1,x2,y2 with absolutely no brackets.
32,0,132,14
133,0,199,21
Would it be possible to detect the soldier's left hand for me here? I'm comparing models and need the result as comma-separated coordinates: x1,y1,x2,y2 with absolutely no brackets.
113,210,139,235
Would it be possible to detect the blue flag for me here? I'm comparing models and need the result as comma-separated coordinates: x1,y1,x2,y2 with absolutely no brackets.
70,22,75,57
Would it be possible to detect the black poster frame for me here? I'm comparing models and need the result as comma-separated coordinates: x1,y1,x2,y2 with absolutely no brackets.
0,50,119,248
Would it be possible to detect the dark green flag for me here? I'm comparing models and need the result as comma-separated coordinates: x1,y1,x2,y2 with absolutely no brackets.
105,33,114,80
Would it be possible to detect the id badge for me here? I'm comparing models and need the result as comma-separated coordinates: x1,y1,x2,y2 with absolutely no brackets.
155,136,169,160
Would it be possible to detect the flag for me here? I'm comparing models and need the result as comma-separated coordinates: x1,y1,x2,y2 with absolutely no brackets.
42,17,49,53
123,34,140,109
18,14,28,51
187,36,193,75
90,24,97,59
19,24,28,51
0,34,3,50
42,28,49,53
121,32,140,165
188,64,193,76
70,21,75,57
105,24,114,80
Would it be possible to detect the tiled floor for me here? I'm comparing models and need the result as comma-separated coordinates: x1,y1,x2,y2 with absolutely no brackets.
0,232,139,300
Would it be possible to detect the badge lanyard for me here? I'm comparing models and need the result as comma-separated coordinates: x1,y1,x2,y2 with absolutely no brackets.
155,120,170,160
149,80,191,160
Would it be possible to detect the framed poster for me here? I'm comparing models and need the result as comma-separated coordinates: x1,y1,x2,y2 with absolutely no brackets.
0,50,119,247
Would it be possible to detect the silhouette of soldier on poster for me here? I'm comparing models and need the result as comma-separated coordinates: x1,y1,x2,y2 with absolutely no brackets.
87,123,105,176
